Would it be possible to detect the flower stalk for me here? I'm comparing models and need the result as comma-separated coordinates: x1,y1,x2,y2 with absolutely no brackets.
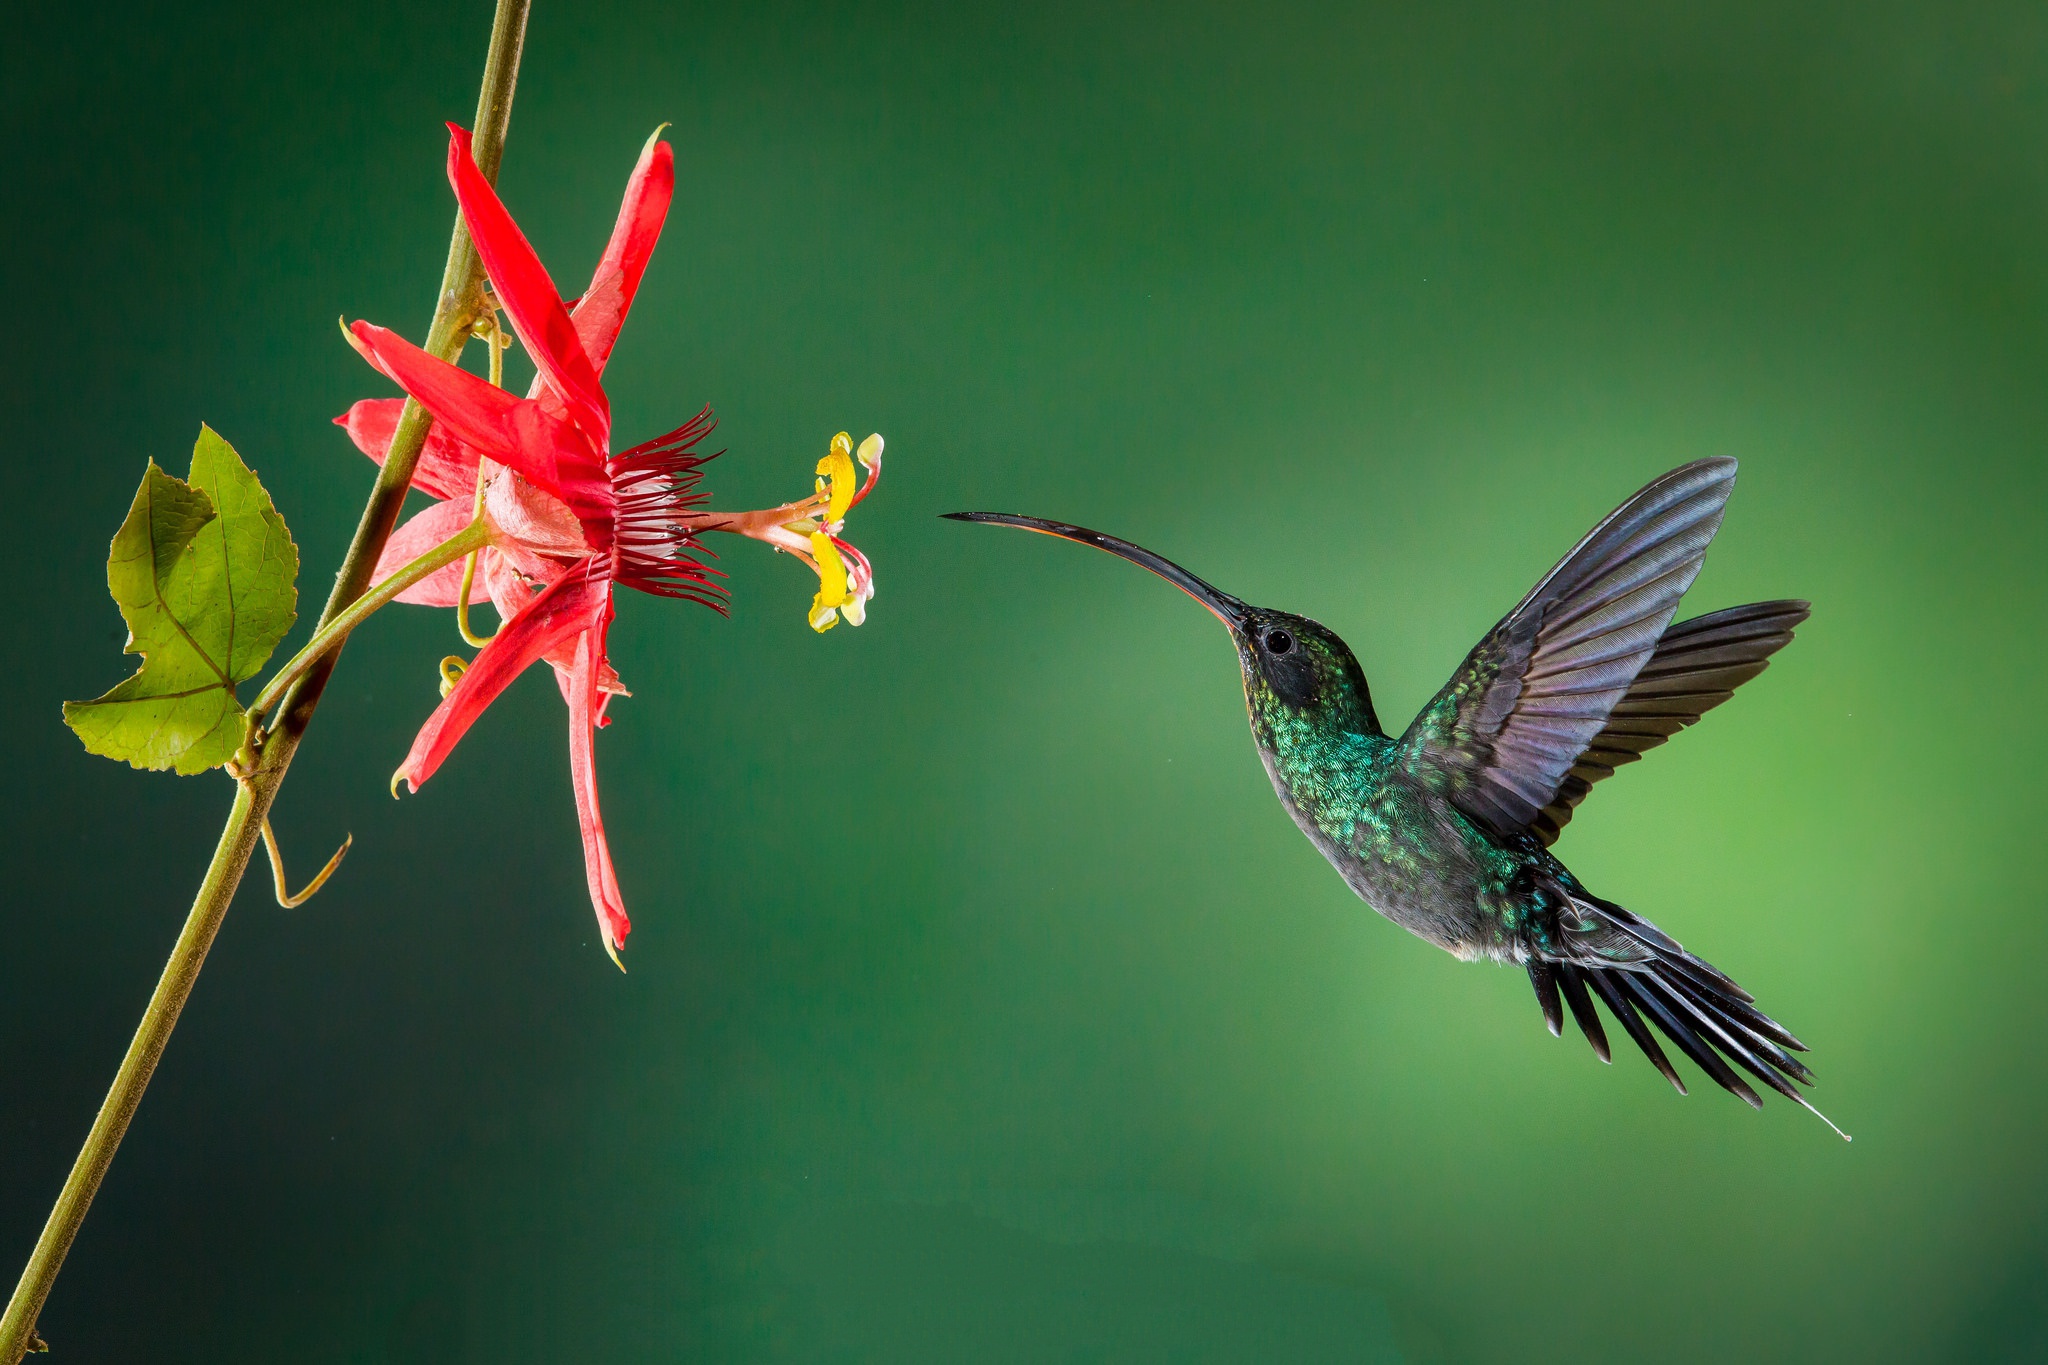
247,515,491,727
0,2,531,1357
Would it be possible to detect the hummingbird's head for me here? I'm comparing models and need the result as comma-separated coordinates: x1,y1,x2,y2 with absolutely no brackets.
1228,607,1379,735
943,512,1381,736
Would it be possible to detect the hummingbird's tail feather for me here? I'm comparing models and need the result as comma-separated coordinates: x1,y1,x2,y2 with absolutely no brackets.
1585,968,1687,1094
1595,897,1756,1003
1541,898,1850,1139
1526,960,1564,1037
1553,962,1611,1063
1611,971,1764,1108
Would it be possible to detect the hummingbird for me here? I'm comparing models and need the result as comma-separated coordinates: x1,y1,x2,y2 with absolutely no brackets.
948,458,1845,1138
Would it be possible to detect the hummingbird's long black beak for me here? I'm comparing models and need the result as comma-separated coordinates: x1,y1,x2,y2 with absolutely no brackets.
943,512,1249,629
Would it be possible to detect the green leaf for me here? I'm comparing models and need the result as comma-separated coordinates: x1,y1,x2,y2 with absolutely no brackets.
64,426,299,774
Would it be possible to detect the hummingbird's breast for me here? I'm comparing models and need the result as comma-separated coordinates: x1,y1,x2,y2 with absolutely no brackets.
1252,711,1529,960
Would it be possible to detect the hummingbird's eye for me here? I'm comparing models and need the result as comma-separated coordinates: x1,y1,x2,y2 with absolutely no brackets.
1265,628,1294,655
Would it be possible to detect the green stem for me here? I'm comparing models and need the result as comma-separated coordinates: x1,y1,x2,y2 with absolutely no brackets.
0,2,529,1359
249,517,489,723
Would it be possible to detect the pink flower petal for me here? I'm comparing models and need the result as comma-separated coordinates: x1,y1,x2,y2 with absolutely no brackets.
334,398,482,502
394,560,611,792
374,497,482,606
483,540,560,619
485,471,589,559
566,619,631,958
348,320,615,545
445,124,611,454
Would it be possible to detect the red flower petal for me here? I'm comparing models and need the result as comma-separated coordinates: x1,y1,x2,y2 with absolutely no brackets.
573,130,675,375
334,398,482,502
566,616,631,958
393,560,611,792
593,130,674,311
445,124,611,454
374,497,481,607
348,320,614,544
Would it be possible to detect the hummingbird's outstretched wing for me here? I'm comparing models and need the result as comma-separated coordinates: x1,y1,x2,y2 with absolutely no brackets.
1399,458,1738,837
1527,599,1810,845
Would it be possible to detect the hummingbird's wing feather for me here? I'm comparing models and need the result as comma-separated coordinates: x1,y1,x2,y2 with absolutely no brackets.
1529,599,1809,845
1398,458,1738,836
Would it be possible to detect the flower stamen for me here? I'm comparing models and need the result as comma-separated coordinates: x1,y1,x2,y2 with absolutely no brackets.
680,431,883,632
606,405,728,610
807,532,851,631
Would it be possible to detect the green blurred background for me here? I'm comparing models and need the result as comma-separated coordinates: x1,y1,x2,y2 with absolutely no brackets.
5,2,2045,1360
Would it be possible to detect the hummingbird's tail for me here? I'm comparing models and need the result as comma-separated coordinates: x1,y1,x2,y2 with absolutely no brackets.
1528,897,1849,1140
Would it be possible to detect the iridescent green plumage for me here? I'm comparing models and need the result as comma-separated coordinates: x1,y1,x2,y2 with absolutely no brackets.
949,458,1844,1138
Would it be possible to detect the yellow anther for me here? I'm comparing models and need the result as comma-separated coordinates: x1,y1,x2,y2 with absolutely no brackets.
817,432,856,524
807,532,849,632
